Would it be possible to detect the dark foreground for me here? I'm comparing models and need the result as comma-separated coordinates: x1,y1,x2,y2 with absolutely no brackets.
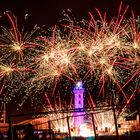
0,135,140,140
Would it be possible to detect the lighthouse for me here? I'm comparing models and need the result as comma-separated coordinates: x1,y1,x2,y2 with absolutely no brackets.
73,81,85,128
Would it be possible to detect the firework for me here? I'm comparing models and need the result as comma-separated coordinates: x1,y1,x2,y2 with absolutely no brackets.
30,2,140,106
0,3,139,135
31,2,140,135
0,11,40,108
40,92,74,133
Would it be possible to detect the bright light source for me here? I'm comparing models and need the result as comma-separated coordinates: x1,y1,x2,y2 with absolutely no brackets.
75,81,83,89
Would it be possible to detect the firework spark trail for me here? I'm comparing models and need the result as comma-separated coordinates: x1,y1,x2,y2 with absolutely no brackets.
0,81,5,96
43,92,74,132
118,88,138,117
0,12,40,64
0,11,40,107
42,2,139,133
0,2,139,131
22,2,140,134
87,91,100,127
4,12,19,42
61,3,139,105
87,92,131,134
31,28,82,97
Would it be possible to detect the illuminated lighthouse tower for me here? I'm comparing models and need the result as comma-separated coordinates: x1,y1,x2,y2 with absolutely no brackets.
73,81,85,128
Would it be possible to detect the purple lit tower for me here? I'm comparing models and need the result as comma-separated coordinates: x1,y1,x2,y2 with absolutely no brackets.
73,81,85,128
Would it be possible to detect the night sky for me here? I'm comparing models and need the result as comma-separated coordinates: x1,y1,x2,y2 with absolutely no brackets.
0,0,140,28
0,0,140,123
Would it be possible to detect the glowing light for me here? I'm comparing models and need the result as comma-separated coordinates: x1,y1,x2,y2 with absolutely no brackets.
88,50,93,57
133,42,139,49
73,80,85,132
10,42,22,52
99,58,107,65
75,81,83,89
106,66,113,76
0,4,139,136
42,54,49,62
0,65,13,76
